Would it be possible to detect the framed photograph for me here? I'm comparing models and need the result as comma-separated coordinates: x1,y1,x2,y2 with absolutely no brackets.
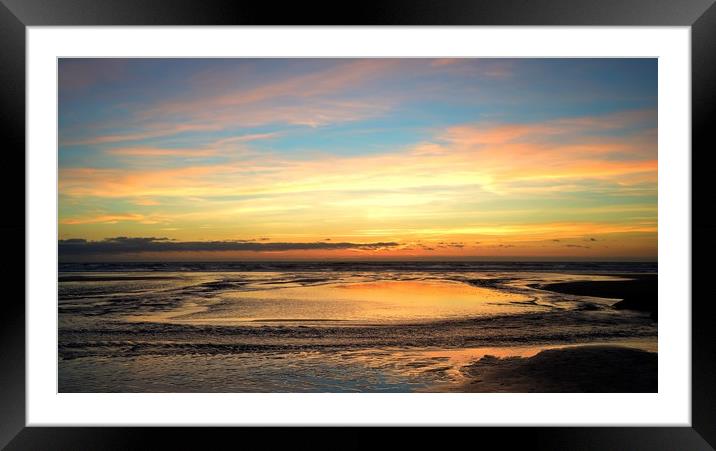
4,0,715,448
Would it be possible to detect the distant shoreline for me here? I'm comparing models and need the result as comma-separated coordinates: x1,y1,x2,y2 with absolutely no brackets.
58,261,658,275
59,258,658,264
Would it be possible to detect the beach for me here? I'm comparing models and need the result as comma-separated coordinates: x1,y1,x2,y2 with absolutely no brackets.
58,261,657,393
447,345,657,393
537,274,658,318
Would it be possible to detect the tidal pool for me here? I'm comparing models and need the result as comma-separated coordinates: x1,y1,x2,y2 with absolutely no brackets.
132,279,541,326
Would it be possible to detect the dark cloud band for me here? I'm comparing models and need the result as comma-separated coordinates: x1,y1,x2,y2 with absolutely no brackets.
59,237,399,256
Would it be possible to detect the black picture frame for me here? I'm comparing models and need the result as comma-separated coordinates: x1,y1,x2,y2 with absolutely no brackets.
2,0,714,449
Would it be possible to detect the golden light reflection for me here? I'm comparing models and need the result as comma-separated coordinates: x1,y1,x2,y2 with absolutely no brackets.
129,280,538,325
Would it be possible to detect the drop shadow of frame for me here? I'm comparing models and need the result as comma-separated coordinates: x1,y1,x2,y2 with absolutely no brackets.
2,0,716,449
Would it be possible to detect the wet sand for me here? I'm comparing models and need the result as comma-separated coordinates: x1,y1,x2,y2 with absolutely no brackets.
58,265,658,392
59,275,182,282
446,274,658,392
537,274,657,318
451,345,657,392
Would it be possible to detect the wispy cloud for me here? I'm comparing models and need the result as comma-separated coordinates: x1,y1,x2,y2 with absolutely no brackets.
210,132,280,146
106,147,219,157
63,123,224,146
61,60,404,147
60,110,656,201
60,213,166,225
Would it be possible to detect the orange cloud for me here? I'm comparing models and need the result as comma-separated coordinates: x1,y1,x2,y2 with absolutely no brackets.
443,109,655,147
106,147,218,157
62,123,224,146
60,112,657,201
60,213,163,225
59,111,657,259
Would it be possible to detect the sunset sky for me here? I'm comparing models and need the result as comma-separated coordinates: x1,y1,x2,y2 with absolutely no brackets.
58,58,657,261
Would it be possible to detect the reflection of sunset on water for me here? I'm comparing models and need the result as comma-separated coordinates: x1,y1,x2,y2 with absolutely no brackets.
131,279,541,326
60,264,658,392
